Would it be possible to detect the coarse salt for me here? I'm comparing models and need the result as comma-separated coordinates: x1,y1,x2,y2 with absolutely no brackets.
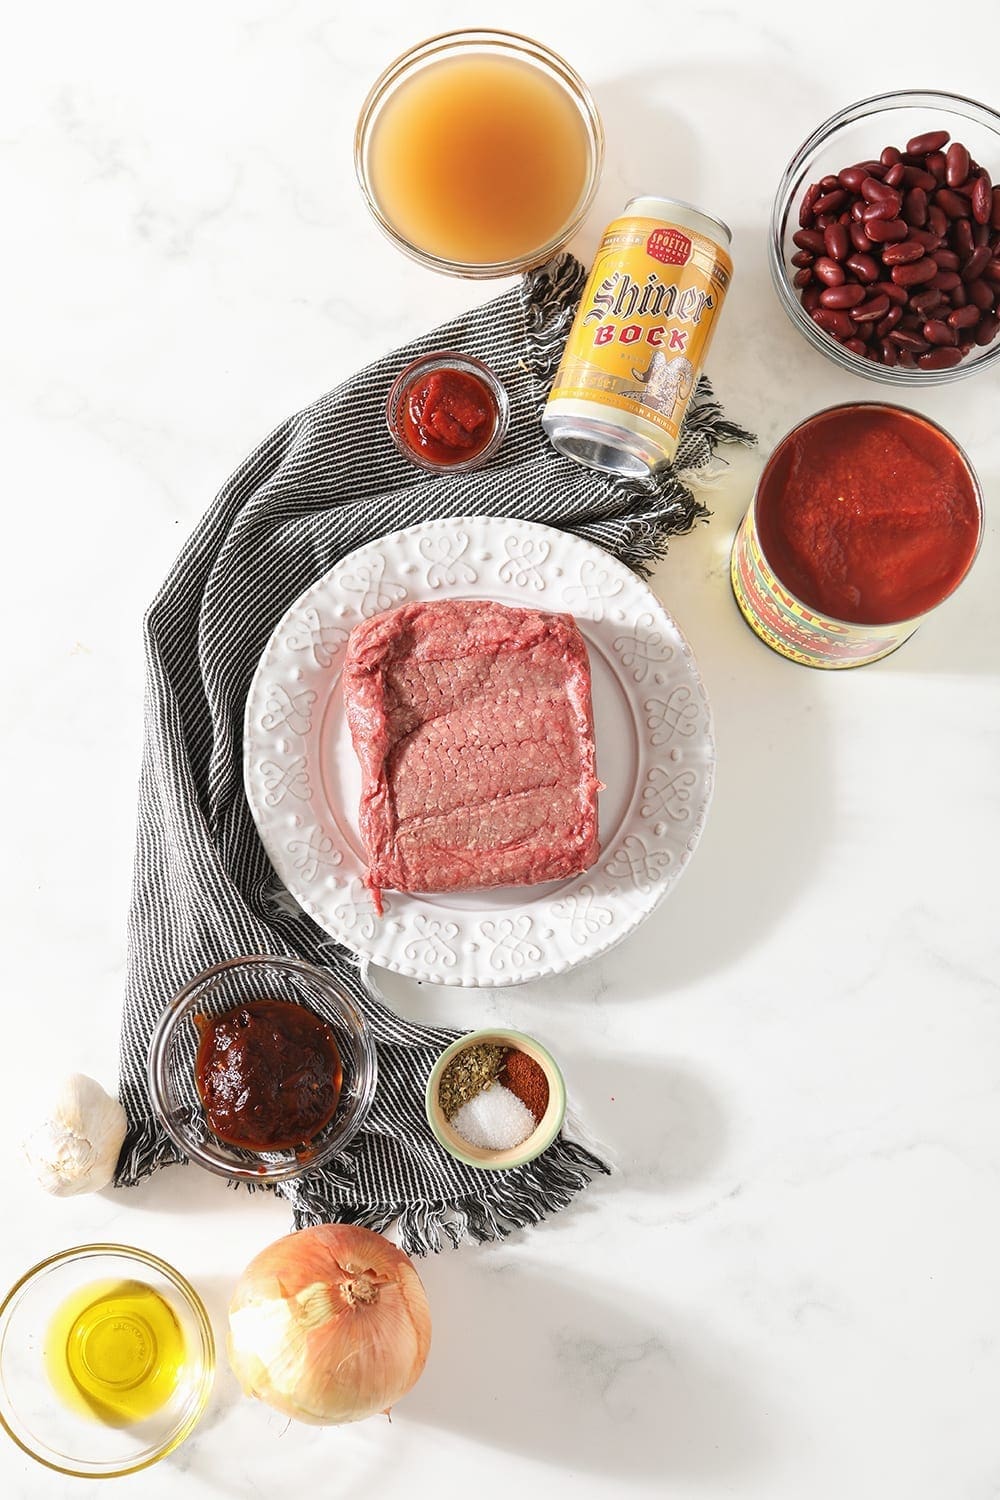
451,1083,536,1152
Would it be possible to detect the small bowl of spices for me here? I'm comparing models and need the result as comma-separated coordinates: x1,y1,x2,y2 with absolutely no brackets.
386,351,509,472
148,955,378,1183
425,1028,566,1170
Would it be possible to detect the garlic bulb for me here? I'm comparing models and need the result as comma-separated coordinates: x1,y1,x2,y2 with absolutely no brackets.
23,1074,128,1196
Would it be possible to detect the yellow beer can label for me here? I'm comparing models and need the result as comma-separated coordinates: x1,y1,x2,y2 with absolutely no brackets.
548,216,733,443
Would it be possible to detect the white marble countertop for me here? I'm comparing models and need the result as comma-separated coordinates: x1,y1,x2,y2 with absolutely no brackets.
2,2,999,1496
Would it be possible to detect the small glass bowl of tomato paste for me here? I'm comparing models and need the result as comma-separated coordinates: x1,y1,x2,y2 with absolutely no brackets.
148,955,378,1183
730,402,983,669
386,351,509,473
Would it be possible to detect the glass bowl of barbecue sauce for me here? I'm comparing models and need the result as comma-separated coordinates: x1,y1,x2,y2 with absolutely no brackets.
148,956,378,1183
386,352,509,472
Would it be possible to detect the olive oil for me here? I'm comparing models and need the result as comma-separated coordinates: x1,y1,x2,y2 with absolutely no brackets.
45,1279,187,1426
367,52,593,266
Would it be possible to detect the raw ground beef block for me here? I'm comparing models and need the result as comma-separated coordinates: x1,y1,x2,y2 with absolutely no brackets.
342,599,600,906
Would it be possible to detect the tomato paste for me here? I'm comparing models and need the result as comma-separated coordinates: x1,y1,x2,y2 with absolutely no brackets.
401,366,497,465
756,405,981,625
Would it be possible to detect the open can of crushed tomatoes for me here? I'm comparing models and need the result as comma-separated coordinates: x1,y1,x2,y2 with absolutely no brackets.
730,402,984,669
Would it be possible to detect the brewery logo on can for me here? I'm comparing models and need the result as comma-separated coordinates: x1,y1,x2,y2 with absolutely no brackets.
542,196,732,477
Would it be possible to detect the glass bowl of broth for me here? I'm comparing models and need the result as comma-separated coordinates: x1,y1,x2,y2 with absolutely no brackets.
355,29,604,277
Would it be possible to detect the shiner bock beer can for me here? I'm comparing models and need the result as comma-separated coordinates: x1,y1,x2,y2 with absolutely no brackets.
543,196,732,477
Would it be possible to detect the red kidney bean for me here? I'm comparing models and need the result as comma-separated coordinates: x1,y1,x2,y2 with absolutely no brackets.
879,338,899,365
903,187,928,226
881,146,901,167
855,160,887,177
975,313,1000,344
815,212,835,229
924,319,958,346
846,252,879,282
951,283,968,307
953,218,975,256
820,174,840,192
929,269,962,291
949,304,981,329
877,280,909,305
908,227,942,250
838,208,852,225
885,162,906,188
906,130,950,155
891,257,938,285
851,293,891,323
935,187,971,219
945,142,970,187
973,173,993,224
862,176,899,205
882,239,926,265
917,347,964,369
897,348,917,367
984,260,1000,284
812,308,857,339
814,256,846,286
973,220,991,246
793,229,827,253
801,285,821,312
991,186,1000,229
890,329,931,351
961,245,992,281
793,267,812,288
838,166,868,193
927,205,948,236
863,198,902,224
823,223,850,261
901,165,937,192
850,221,874,252
844,337,868,356
911,288,944,316
814,189,847,214
820,283,866,308
925,151,948,182
866,217,908,243
967,278,995,310
876,306,903,335
933,248,961,270
798,185,820,227
898,312,922,331
791,250,815,268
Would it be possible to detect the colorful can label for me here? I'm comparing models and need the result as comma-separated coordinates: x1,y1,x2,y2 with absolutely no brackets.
730,507,917,669
545,207,732,460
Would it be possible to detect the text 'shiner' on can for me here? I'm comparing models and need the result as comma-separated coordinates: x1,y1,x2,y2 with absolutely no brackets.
542,196,733,478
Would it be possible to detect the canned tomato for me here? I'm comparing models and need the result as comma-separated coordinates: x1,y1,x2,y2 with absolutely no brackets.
731,403,983,669
542,196,732,477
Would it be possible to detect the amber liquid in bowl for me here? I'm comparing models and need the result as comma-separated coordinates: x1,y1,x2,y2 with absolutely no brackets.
366,52,592,266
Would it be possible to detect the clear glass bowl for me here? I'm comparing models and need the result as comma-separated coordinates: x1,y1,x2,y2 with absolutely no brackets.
148,955,378,1183
770,89,1000,384
385,352,510,472
425,1028,566,1171
0,1245,214,1479
355,28,604,277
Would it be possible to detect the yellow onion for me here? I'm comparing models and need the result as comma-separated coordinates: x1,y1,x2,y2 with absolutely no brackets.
227,1223,431,1425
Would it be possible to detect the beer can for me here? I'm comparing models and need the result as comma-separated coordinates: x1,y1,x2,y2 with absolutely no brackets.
542,196,733,477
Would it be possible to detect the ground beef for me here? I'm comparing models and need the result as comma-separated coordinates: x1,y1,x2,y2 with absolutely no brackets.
342,599,600,908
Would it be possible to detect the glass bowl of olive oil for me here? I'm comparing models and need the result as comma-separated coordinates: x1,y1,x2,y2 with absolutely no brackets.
0,1244,214,1478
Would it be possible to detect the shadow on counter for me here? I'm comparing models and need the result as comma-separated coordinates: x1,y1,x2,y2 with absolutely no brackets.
410,1258,767,1483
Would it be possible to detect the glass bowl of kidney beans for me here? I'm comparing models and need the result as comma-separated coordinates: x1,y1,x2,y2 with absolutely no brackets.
771,90,1000,381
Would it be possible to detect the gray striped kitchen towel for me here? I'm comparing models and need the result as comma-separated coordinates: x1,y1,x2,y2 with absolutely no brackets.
115,252,753,1253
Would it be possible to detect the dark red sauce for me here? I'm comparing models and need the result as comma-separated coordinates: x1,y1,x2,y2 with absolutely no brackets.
401,367,497,465
756,405,981,625
194,999,342,1151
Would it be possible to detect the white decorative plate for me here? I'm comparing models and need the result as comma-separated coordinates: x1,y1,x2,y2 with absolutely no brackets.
244,516,714,987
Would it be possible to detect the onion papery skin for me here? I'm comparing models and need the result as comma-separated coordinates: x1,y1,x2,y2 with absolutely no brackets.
227,1223,431,1425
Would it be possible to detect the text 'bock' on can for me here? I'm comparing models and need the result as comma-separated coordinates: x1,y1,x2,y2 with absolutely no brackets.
542,196,733,478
